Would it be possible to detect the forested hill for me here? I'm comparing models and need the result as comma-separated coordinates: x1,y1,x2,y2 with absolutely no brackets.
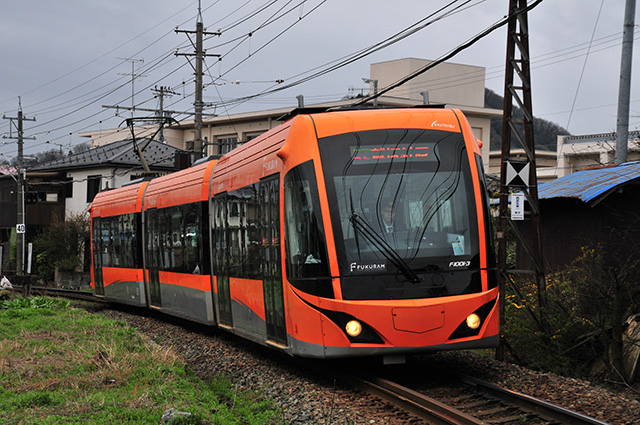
485,88,570,151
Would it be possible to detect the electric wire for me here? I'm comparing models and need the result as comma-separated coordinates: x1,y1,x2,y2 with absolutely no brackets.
1,0,631,162
351,0,545,106
566,0,606,130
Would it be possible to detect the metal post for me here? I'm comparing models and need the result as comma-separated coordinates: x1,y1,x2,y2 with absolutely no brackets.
497,0,547,359
615,0,636,164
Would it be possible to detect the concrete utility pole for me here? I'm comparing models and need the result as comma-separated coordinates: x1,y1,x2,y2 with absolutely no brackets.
152,86,179,143
175,1,220,159
615,0,636,164
2,98,35,278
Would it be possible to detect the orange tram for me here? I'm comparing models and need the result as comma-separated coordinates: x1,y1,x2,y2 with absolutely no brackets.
90,107,499,361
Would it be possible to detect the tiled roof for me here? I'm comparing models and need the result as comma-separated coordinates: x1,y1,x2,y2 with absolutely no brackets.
31,139,184,172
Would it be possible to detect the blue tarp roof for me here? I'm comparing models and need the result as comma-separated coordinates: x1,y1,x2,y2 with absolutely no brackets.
538,161,640,204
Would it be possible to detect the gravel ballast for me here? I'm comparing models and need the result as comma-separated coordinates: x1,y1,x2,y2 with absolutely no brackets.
97,306,640,424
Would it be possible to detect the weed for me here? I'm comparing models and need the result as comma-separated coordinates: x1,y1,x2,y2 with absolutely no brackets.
0,297,282,424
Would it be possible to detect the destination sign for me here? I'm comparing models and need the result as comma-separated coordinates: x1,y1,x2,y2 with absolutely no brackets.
350,144,433,164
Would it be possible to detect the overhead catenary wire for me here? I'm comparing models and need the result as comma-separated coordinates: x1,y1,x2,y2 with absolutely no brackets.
351,0,545,106
566,0,605,130
1,0,633,162
201,0,485,112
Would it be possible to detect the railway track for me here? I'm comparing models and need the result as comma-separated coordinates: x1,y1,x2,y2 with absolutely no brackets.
20,286,107,303
7,287,616,424
342,367,612,425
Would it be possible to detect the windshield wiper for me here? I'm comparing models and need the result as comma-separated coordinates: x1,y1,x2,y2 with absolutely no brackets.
349,189,362,261
349,211,422,284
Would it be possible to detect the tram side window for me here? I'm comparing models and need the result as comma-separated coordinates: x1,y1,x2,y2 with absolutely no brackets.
150,203,204,274
284,161,332,298
93,214,138,268
171,208,185,272
227,195,244,276
212,185,262,280
185,204,202,274
245,185,261,278
158,209,172,271
212,197,226,275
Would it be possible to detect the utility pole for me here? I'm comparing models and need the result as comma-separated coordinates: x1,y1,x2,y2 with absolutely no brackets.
117,57,145,118
151,86,179,142
496,0,547,359
615,0,636,164
175,1,220,159
2,98,35,280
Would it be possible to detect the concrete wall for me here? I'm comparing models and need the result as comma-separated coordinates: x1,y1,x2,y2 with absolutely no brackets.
370,58,486,107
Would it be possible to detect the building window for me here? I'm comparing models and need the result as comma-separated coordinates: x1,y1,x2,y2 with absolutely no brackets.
219,137,238,154
87,175,101,203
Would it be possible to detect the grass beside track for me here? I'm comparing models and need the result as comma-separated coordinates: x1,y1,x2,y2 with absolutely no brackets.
0,294,282,424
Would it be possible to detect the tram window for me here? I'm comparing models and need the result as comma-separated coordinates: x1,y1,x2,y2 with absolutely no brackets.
227,195,244,276
113,217,119,266
185,204,201,274
211,197,227,275
284,161,333,298
245,185,261,279
158,209,171,270
171,208,185,272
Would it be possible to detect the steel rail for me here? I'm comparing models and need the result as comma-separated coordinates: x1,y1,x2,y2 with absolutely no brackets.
8,286,614,425
457,374,611,425
343,373,485,425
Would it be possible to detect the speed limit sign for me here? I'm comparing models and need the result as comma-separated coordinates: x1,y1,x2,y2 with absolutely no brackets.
16,224,25,234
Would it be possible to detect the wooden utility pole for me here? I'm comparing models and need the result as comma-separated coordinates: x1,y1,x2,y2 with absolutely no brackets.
496,0,547,359
175,2,220,159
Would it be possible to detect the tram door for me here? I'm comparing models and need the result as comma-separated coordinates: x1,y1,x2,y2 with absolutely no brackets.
260,176,287,345
92,219,104,296
146,209,162,307
213,194,233,326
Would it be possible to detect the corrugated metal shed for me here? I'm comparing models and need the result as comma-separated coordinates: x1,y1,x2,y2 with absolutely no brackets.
539,161,640,204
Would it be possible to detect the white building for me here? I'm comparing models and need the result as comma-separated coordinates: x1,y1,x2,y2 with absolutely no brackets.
80,58,503,171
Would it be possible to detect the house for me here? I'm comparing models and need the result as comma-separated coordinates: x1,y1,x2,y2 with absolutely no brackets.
516,161,640,271
29,138,186,218
0,139,185,275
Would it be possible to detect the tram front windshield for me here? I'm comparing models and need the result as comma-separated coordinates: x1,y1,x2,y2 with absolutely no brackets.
318,128,481,299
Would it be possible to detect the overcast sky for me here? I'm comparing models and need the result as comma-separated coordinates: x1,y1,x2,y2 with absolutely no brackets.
0,0,638,160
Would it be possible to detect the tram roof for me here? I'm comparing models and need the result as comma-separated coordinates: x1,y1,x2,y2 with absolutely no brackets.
539,161,640,205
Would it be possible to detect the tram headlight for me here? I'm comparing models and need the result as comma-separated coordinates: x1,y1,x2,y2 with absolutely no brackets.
345,320,363,337
466,313,481,330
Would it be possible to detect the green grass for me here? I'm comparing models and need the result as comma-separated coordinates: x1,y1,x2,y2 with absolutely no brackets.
0,296,282,424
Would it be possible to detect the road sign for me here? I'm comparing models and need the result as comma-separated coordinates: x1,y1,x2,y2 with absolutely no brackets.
16,224,25,234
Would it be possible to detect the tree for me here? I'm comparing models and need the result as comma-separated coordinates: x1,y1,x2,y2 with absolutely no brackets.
485,88,571,151
567,226,640,383
32,213,91,284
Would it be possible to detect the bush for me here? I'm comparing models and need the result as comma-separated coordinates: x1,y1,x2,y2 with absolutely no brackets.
503,273,598,377
503,243,640,382
32,213,90,283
